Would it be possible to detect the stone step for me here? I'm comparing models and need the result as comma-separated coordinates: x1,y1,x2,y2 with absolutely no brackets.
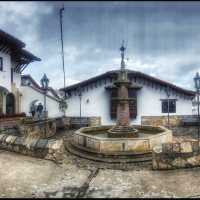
66,142,152,164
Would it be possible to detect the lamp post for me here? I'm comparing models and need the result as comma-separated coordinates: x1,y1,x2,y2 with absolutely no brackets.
194,72,200,146
59,5,66,90
78,87,82,128
40,74,49,137
41,74,49,118
166,86,170,128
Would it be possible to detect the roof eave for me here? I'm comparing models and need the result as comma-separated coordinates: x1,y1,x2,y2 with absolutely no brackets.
0,29,25,49
60,70,196,98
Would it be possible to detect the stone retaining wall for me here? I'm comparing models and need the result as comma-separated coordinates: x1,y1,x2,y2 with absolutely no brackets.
67,116,101,128
0,117,24,130
88,117,101,126
152,140,200,170
142,115,200,140
55,117,70,129
0,133,65,163
18,119,57,139
141,115,195,127
171,126,199,138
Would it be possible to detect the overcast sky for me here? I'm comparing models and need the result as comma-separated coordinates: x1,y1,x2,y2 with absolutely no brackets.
1,1,200,90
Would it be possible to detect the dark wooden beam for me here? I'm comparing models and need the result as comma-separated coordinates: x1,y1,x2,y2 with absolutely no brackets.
0,44,7,52
0,43,12,54
20,63,29,72
1,46,9,53
0,44,5,51
15,63,22,72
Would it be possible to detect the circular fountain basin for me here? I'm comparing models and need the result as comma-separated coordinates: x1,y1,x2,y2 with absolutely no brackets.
69,125,172,157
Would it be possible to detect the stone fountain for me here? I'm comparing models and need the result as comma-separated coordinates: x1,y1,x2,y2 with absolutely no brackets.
108,43,138,138
67,42,173,163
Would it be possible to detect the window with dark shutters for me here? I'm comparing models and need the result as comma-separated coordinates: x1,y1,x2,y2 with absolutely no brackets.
161,99,176,113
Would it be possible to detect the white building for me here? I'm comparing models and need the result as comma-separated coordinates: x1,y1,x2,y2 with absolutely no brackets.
61,69,195,125
0,29,62,118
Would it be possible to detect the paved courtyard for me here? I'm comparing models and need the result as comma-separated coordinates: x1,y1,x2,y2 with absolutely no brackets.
0,130,200,198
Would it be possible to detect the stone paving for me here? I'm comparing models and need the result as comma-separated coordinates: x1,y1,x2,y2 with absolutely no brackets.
1,130,200,198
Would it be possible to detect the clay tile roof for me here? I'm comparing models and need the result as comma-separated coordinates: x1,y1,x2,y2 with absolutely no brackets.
60,69,195,97
19,49,41,62
0,29,25,48
0,29,41,62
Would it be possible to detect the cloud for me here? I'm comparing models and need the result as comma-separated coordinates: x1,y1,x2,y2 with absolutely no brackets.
1,1,200,91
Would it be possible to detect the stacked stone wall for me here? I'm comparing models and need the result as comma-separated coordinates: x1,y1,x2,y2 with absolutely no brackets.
66,116,101,128
152,140,200,170
88,117,101,126
141,115,195,127
55,117,70,129
171,126,199,138
142,115,200,139
0,117,24,130
18,119,57,139
0,133,65,163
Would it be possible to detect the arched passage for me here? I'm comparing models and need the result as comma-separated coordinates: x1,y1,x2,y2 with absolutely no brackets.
0,86,9,115
6,93,15,115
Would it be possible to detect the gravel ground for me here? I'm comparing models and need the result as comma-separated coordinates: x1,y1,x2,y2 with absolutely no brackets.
1,130,200,198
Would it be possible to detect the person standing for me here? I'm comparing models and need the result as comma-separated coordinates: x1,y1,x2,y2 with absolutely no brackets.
30,104,36,118
37,103,44,120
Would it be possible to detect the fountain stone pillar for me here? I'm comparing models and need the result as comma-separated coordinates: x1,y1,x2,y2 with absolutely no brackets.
108,42,138,138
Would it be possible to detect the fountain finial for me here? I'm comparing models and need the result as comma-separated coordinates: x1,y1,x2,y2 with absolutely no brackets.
120,40,126,70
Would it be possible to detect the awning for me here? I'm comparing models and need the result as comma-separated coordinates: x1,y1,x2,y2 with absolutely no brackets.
0,86,9,94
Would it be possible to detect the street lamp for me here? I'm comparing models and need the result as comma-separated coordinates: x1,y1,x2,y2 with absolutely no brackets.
194,72,200,145
78,87,82,128
165,86,170,128
40,73,49,119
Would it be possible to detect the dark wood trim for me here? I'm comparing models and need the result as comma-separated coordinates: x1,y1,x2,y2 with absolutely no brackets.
61,70,195,99
160,99,178,101
0,29,25,48
20,64,29,72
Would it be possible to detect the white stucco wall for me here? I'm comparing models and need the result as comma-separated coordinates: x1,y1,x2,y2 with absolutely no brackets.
66,84,112,125
135,85,193,124
66,82,193,125
13,72,21,88
0,52,21,91
20,86,63,118
0,51,11,91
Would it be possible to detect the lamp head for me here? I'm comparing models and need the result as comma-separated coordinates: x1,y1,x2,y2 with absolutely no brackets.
78,87,82,97
194,72,200,90
41,74,49,89
165,86,170,97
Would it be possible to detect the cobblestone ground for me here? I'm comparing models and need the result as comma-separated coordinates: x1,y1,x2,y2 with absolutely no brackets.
1,129,200,198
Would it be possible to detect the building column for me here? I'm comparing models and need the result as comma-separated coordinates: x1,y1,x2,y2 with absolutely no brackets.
11,83,21,114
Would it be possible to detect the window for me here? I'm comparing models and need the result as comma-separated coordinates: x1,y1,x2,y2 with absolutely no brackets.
0,57,3,71
161,99,176,113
